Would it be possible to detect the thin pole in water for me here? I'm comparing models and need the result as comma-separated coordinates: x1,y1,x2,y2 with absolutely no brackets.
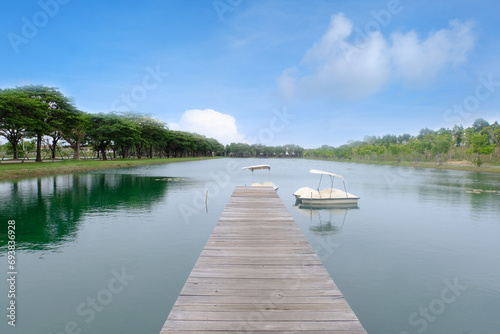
205,190,208,212
330,175,333,198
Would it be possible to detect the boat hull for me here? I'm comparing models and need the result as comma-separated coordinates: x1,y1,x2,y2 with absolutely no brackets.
251,183,279,191
298,197,359,207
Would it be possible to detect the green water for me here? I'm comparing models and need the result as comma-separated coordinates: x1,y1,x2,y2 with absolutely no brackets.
1,158,499,333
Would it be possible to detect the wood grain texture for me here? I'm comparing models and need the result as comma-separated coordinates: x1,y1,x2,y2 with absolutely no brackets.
160,186,367,333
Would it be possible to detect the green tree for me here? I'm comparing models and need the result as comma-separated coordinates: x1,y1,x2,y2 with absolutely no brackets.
86,113,122,160
468,133,495,166
452,124,465,147
388,144,401,157
0,89,36,159
398,133,411,144
431,134,453,163
472,118,490,132
111,115,141,159
418,128,436,139
408,138,424,155
138,117,167,159
17,85,78,162
482,121,500,147
61,112,91,160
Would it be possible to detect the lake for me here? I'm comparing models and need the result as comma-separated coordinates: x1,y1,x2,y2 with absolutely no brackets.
1,158,499,334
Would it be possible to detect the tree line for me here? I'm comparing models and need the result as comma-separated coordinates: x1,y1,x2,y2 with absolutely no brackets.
304,118,500,167
0,85,225,162
2,85,498,167
225,143,304,158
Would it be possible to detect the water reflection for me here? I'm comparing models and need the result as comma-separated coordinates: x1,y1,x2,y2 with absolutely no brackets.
0,174,171,251
414,170,500,214
295,206,358,235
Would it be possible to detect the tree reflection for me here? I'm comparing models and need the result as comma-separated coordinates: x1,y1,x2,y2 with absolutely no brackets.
0,174,170,251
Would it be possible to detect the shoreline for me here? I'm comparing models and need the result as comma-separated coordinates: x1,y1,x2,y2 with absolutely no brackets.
1,156,499,181
0,157,219,180
307,158,500,174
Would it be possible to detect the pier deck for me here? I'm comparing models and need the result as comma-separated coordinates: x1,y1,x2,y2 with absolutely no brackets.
161,186,367,333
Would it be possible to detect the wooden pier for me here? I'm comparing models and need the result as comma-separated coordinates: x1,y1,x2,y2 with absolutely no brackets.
161,186,367,333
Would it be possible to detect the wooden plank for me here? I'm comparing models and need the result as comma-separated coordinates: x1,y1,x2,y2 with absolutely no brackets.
179,288,342,297
164,331,366,334
167,310,360,321
162,320,365,331
160,186,367,333
170,303,354,313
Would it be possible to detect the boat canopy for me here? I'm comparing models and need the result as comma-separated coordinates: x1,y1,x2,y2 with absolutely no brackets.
243,165,271,172
309,169,344,181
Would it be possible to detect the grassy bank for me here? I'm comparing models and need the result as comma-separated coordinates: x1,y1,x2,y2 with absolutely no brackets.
307,158,500,174
0,157,219,180
3,157,499,180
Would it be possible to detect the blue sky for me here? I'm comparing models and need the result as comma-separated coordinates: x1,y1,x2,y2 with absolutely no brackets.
1,0,499,147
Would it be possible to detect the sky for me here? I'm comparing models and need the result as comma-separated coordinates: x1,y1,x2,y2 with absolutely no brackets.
1,0,499,148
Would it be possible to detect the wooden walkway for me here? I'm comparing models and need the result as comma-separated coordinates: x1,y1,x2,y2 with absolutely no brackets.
161,186,367,333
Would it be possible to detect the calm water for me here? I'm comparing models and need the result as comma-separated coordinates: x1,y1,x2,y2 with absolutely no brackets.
1,158,499,334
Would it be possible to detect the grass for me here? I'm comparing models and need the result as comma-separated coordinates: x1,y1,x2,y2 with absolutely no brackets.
0,157,220,180
2,156,499,180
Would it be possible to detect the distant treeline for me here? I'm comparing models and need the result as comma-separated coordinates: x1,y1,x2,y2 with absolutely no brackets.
225,119,499,167
0,85,225,162
304,119,500,167
225,143,304,158
2,85,498,167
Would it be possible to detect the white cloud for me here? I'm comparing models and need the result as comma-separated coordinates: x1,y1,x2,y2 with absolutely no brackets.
391,19,475,83
278,13,475,101
169,109,246,145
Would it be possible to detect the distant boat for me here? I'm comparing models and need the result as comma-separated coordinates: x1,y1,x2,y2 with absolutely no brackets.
243,165,278,191
293,169,359,207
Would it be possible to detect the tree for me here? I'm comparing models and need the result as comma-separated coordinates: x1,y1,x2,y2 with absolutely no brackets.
110,115,141,159
472,118,490,133
285,144,304,157
452,125,464,147
137,116,167,159
17,85,78,162
0,89,35,159
380,134,397,147
61,112,91,160
431,134,453,163
418,128,435,139
388,144,401,156
363,135,377,145
468,133,495,166
398,134,411,144
408,138,424,155
86,114,121,160
227,142,252,157
168,131,194,157
483,122,500,147
206,138,224,156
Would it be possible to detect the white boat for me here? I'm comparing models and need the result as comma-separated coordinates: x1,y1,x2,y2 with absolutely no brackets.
293,169,359,207
243,165,278,191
